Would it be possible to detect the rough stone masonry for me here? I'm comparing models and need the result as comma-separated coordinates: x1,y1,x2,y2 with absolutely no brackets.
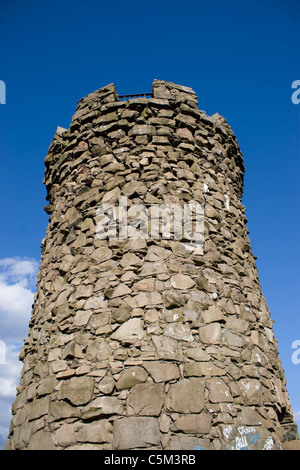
5,80,299,450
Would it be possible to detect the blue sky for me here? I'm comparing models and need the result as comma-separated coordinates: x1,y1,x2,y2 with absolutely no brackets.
0,0,299,448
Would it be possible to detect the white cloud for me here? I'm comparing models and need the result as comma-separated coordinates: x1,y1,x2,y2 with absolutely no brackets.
0,345,22,397
0,257,39,449
0,257,39,288
294,410,300,423
0,281,34,316
0,257,39,343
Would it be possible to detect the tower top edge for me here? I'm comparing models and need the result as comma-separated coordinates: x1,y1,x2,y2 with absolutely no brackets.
77,80,198,105
73,80,229,127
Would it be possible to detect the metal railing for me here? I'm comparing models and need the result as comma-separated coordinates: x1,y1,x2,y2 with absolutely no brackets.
118,92,153,101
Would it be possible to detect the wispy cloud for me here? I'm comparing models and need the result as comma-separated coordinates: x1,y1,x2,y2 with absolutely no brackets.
0,257,38,287
0,257,38,342
294,410,300,423
0,257,39,449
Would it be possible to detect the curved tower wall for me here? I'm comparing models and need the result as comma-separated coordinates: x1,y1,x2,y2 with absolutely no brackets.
5,80,298,450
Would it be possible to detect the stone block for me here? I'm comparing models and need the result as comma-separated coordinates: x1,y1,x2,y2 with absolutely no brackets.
48,400,81,422
28,396,49,421
152,335,184,361
209,378,233,403
184,362,224,377
237,407,263,426
81,396,124,419
171,413,212,434
199,323,222,344
58,376,95,406
170,274,195,290
111,318,144,341
127,383,164,416
113,417,160,449
164,322,194,342
239,379,262,406
166,379,205,413
75,420,113,443
27,429,56,450
116,366,148,390
54,423,77,447
143,362,180,383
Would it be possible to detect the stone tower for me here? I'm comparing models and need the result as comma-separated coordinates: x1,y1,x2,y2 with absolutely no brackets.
5,80,298,450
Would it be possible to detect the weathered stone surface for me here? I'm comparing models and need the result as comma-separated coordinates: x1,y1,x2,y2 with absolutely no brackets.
111,318,144,341
145,245,171,262
113,417,160,449
86,338,111,361
165,435,209,450
127,383,164,416
184,347,210,362
184,362,224,377
58,377,95,406
83,295,108,310
98,371,116,394
28,396,50,421
199,323,222,344
75,420,113,443
110,283,131,298
48,400,80,422
143,362,180,383
237,407,263,426
159,413,171,433
171,413,212,434
166,379,205,413
112,305,131,323
36,375,56,396
209,378,233,403
238,379,262,405
81,396,124,419
152,335,184,361
27,429,56,450
201,305,224,324
116,366,148,390
126,291,162,308
122,180,148,197
92,246,112,262
218,425,283,450
223,329,244,348
129,124,155,136
283,440,300,450
120,253,143,267
162,291,188,309
164,322,193,342
73,310,92,326
140,261,168,277
170,274,195,290
54,423,77,447
182,300,202,323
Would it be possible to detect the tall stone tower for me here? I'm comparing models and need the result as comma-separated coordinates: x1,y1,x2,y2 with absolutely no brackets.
5,81,298,450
